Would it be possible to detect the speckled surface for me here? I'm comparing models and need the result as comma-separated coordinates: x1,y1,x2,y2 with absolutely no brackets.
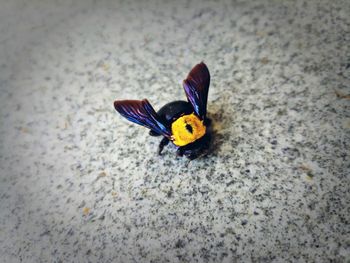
0,0,349,262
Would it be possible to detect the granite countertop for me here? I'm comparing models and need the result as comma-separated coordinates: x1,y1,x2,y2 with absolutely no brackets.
0,0,349,262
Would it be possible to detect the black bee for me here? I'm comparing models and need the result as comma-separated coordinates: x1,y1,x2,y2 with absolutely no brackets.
114,62,212,160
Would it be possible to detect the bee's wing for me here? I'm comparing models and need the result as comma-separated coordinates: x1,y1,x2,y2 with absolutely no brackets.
114,99,171,138
183,62,210,120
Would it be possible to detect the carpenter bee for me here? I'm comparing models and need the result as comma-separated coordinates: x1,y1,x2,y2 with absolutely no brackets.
114,62,212,160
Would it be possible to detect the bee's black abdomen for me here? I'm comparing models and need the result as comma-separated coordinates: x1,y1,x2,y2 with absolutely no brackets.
157,100,193,123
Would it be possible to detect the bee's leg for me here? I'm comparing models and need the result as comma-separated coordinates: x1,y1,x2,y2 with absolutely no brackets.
158,137,170,155
184,151,198,167
176,147,184,157
185,151,200,160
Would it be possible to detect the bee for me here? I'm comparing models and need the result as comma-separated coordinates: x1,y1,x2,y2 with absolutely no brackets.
114,62,212,160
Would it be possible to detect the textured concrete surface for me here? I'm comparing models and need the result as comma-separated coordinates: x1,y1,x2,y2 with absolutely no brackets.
0,0,349,262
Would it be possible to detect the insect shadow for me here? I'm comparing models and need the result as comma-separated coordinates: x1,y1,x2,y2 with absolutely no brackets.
205,94,237,158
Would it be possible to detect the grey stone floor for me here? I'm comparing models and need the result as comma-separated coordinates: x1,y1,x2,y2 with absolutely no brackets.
0,0,349,262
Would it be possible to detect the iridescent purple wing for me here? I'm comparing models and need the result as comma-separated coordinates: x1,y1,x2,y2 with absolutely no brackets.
114,99,171,138
183,62,210,120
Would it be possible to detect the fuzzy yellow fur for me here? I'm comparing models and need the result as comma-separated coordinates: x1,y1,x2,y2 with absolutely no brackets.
171,113,206,146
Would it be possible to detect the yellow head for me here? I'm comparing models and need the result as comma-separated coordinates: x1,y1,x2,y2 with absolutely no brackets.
171,113,206,146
